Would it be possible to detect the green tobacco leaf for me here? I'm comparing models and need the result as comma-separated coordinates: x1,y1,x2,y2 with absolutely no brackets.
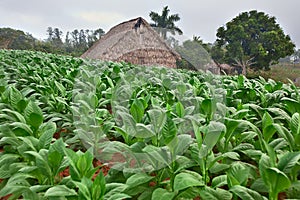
291,113,300,146
168,134,192,157
125,173,154,188
64,148,80,180
74,178,91,199
135,123,155,138
106,193,131,200
9,87,23,111
273,124,295,150
211,175,227,188
54,80,66,96
118,111,137,136
176,101,185,118
199,187,232,200
250,178,269,193
230,185,267,200
277,152,300,174
49,138,65,155
265,167,291,197
162,117,177,145
24,101,43,129
227,162,249,187
92,172,105,200
38,122,56,149
25,150,52,179
282,97,300,114
151,188,176,200
29,185,51,193
45,185,77,197
10,122,33,136
263,125,276,143
174,171,204,191
130,99,144,123
262,112,273,132
259,154,272,188
0,173,33,197
291,113,300,135
1,108,26,123
201,98,216,120
201,121,226,157
148,109,167,134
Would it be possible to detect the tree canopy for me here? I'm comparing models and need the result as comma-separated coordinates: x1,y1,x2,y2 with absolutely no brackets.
0,27,104,56
149,6,183,39
213,10,295,75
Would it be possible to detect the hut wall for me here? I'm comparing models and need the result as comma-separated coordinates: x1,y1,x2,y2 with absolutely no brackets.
117,49,177,68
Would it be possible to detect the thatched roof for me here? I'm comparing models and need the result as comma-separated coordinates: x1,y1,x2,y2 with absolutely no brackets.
81,17,181,68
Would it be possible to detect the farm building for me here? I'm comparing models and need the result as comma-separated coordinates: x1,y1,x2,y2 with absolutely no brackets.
81,17,181,68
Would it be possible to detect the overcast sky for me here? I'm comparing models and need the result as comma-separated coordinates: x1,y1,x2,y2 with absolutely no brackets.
1,0,299,48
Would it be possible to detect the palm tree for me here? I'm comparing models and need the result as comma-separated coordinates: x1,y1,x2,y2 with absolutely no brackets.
149,6,183,39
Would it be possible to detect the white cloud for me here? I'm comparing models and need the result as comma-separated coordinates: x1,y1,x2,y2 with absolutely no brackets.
76,11,126,28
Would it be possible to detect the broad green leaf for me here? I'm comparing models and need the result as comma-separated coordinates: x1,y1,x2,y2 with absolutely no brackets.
64,148,81,180
135,123,155,138
151,188,176,200
201,98,216,120
30,185,52,193
162,117,177,145
92,172,105,200
262,112,273,132
259,154,272,188
175,101,185,118
250,178,269,193
168,134,192,157
130,99,144,123
291,113,300,135
148,109,167,134
227,162,249,187
199,187,232,200
230,185,267,200
291,113,300,146
25,150,52,179
125,173,154,188
277,152,300,174
106,193,131,200
174,171,204,191
202,121,226,155
263,125,276,143
9,87,23,111
211,175,227,188
45,185,77,197
10,122,33,136
1,108,26,123
24,101,43,129
265,167,291,197
74,178,91,200
54,80,66,96
38,122,56,149
273,124,294,150
118,111,137,136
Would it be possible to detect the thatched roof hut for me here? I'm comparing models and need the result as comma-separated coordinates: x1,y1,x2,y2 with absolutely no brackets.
81,17,181,68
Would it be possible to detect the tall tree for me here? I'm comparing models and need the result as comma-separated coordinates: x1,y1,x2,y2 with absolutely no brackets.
52,28,63,46
46,27,53,41
214,10,295,75
149,6,183,39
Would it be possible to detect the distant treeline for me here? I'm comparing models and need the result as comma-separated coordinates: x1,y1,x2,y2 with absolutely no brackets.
0,27,105,57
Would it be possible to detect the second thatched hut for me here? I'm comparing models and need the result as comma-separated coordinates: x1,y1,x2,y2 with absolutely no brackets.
81,17,181,68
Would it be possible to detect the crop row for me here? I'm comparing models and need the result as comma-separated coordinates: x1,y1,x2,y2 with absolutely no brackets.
0,50,300,199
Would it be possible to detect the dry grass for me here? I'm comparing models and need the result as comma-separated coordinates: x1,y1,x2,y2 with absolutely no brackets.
247,63,300,86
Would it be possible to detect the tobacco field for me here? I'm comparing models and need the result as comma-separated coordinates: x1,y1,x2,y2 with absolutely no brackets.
0,50,300,200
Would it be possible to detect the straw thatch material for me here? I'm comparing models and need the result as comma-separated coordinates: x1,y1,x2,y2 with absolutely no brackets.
81,17,181,68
